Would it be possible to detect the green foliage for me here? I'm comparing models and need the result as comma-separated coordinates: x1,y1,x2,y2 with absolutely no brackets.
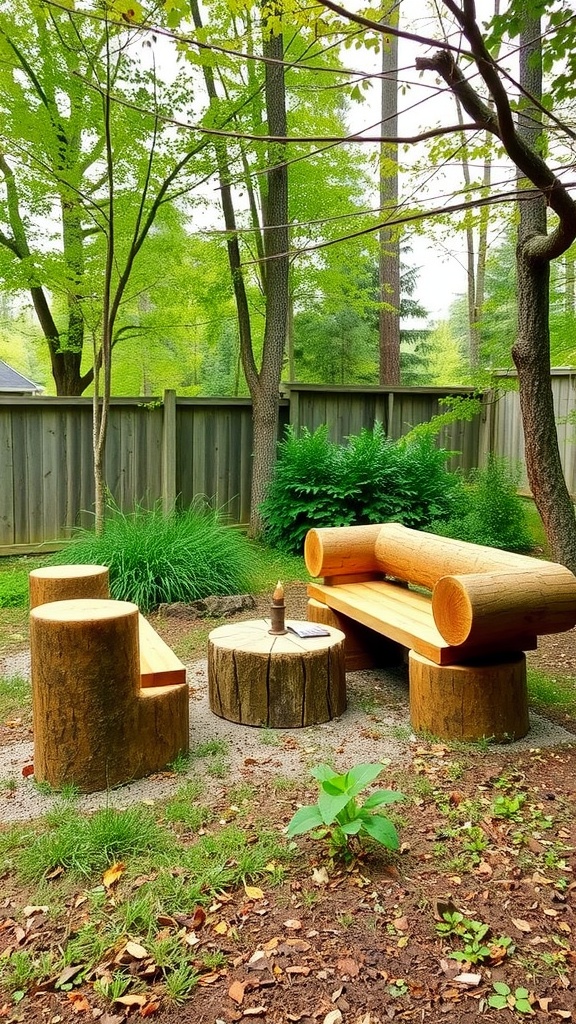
18,806,174,879
0,675,30,721
287,762,403,863
50,503,256,612
488,982,533,1014
261,424,463,554
436,909,515,965
430,456,533,552
0,570,29,609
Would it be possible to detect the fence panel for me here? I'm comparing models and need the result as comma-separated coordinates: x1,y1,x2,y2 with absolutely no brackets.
4,376,576,554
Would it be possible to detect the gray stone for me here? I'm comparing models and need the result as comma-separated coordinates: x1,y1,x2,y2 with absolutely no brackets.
158,594,256,619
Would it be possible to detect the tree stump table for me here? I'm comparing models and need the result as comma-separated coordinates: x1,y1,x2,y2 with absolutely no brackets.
29,564,110,608
208,620,346,728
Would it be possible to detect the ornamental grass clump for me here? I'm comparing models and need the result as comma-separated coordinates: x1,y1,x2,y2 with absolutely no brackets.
51,503,256,612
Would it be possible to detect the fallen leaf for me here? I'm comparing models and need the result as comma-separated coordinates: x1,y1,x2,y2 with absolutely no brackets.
23,905,49,917
229,980,247,1005
244,884,264,900
323,1011,343,1024
67,992,90,1013
512,918,532,933
124,940,148,960
214,921,229,934
56,965,84,989
21,764,34,778
312,867,329,885
102,862,125,889
114,994,148,1008
286,966,311,976
392,916,409,932
140,1001,161,1017
283,919,302,930
243,1008,266,1017
453,972,482,987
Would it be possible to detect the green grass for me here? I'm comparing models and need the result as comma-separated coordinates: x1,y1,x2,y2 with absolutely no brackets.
0,674,31,720
49,503,260,613
527,668,576,715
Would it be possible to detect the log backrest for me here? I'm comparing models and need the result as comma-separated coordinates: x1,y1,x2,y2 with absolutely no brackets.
304,523,576,645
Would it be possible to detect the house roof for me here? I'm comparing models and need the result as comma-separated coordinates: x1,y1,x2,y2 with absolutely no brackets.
0,360,43,393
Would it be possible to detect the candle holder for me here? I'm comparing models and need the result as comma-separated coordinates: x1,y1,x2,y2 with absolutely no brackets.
269,580,287,635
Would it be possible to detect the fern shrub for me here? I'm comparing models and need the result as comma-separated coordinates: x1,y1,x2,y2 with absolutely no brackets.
430,456,533,552
50,504,256,612
260,424,463,555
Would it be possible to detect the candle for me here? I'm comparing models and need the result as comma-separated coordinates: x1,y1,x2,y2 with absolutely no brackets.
269,580,287,635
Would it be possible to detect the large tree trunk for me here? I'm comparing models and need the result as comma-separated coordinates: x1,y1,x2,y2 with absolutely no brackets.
248,18,289,536
512,11,576,571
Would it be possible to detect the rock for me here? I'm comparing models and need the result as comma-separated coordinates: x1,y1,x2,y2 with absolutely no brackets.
158,594,256,619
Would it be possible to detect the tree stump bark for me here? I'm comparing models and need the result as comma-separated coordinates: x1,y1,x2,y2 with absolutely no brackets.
409,650,529,742
208,620,346,728
29,565,109,609
30,597,189,792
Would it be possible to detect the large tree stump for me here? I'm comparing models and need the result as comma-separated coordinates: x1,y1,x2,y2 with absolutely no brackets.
208,620,346,728
30,598,189,792
29,565,109,609
409,650,529,742
307,597,403,671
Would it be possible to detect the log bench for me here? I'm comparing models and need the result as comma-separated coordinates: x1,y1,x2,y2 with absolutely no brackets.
29,565,187,690
305,523,576,742
28,566,188,791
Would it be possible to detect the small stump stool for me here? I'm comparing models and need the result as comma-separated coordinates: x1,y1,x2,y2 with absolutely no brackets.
29,564,109,608
208,620,346,728
409,650,529,742
30,598,189,792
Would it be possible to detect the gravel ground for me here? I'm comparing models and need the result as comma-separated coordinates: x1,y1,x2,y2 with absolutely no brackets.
1,649,574,824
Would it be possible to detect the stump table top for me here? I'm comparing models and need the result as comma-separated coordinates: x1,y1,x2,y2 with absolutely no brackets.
208,619,347,728
208,619,346,654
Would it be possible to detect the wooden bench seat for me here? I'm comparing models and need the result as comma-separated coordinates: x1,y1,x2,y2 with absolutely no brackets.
307,579,538,666
138,614,186,687
305,523,576,742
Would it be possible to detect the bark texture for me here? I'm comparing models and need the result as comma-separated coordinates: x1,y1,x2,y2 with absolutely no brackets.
208,620,346,727
409,650,529,742
30,598,189,792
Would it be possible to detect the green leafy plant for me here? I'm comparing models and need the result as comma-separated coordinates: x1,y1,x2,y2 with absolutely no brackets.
436,909,515,965
488,982,533,1013
286,762,403,862
50,501,257,612
261,423,463,554
430,456,533,552
0,570,29,609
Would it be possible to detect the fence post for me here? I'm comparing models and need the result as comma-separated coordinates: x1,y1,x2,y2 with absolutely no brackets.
162,389,177,515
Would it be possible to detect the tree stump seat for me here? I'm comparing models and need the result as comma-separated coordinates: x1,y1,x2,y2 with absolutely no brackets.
29,565,187,689
304,523,576,742
208,620,346,728
29,566,189,792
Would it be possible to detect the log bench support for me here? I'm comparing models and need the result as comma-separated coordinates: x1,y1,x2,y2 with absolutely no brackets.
305,523,576,743
29,566,189,792
30,598,189,793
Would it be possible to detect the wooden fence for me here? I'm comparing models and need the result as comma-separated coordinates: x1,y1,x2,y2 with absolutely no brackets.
0,373,574,553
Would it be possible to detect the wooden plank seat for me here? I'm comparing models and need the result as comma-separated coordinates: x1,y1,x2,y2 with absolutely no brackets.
305,524,576,742
138,613,186,687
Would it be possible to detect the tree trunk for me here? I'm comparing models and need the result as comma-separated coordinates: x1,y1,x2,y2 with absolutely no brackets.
379,3,400,385
248,17,289,537
512,11,576,571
